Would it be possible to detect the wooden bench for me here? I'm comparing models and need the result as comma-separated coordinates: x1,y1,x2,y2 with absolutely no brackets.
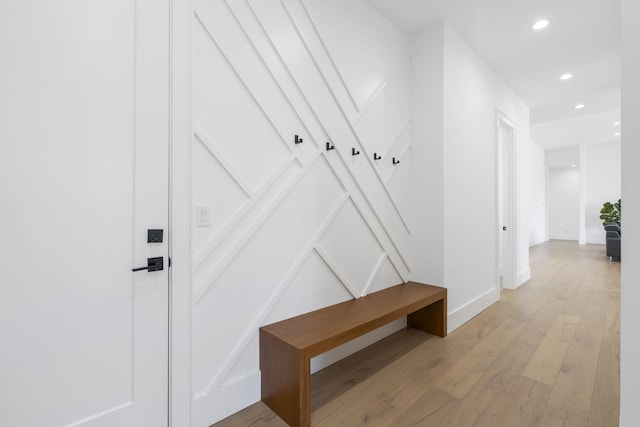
259,281,447,427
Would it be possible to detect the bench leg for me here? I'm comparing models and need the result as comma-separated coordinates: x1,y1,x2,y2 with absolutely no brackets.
260,330,311,427
407,297,447,337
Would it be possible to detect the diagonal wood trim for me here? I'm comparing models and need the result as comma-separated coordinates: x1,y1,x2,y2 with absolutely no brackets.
280,0,413,226
330,153,411,275
190,2,422,420
195,1,411,300
383,119,412,185
356,54,412,123
66,402,134,427
193,150,298,268
218,368,260,389
235,0,412,273
314,244,361,299
193,126,254,197
349,139,412,236
291,0,412,123
196,192,350,395
360,252,390,297
276,0,412,235
195,8,295,156
385,144,412,185
376,117,412,205
224,0,324,153
382,118,412,162
294,0,360,113
193,153,321,303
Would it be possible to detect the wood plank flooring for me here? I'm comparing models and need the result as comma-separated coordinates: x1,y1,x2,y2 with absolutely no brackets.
212,241,620,426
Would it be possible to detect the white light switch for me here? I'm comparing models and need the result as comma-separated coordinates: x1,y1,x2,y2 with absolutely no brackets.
196,205,211,227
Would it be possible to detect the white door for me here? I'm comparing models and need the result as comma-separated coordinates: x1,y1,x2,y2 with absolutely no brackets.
0,1,169,426
497,114,516,290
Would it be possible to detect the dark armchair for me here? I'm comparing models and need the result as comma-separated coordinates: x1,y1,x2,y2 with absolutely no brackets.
604,224,621,260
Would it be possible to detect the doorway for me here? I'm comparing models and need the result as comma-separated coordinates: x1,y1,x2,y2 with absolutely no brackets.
0,1,170,425
497,113,516,290
548,167,580,240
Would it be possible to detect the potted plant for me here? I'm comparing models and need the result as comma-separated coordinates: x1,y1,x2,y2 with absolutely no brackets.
600,198,621,226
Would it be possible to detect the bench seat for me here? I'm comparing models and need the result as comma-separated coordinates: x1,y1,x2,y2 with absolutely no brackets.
259,281,447,426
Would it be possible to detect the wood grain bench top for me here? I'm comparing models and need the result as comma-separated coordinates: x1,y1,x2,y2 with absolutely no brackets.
260,281,446,357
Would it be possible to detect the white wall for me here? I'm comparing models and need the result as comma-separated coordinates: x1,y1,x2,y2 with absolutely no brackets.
548,168,580,240
411,22,531,329
443,24,531,306
189,0,414,424
529,140,547,245
547,146,580,168
621,0,640,423
546,147,580,241
544,144,621,244
585,142,621,244
410,24,444,285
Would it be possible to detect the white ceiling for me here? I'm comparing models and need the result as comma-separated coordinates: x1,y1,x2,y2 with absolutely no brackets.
531,110,621,150
365,0,621,145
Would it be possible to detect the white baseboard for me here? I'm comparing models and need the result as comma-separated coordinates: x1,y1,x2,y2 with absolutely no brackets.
517,268,531,287
549,235,579,241
587,238,606,245
529,237,547,247
447,287,499,333
193,370,261,427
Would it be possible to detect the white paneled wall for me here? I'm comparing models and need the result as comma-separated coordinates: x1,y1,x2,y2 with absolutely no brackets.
190,0,412,424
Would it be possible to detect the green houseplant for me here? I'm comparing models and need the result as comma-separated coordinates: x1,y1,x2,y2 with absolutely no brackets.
600,198,621,226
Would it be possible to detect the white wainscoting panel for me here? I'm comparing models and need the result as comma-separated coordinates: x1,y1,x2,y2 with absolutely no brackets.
192,134,249,256
368,256,405,293
355,60,412,156
193,156,345,392
301,0,409,111
192,20,291,191
316,199,385,297
190,0,413,424
223,335,260,387
265,249,355,324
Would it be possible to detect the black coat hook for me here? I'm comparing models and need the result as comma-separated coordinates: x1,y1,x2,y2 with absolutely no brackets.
294,135,303,144
374,153,381,160
393,157,400,165
326,142,335,151
352,148,360,156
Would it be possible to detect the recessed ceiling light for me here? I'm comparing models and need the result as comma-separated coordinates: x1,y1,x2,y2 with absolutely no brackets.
614,121,621,126
614,132,621,136
574,104,585,109
571,164,577,168
560,73,573,80
532,19,550,30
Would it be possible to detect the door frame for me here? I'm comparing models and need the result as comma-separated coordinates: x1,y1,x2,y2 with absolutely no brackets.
496,111,517,291
169,0,193,425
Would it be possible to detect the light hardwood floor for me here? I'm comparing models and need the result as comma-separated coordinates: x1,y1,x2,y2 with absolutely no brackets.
213,241,620,426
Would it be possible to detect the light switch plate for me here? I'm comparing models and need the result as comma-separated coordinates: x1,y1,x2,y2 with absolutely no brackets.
196,205,211,227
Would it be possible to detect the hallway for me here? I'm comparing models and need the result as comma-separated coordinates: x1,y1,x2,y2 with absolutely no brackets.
214,241,620,426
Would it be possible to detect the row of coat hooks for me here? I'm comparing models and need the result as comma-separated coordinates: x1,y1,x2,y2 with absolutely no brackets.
295,135,400,165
